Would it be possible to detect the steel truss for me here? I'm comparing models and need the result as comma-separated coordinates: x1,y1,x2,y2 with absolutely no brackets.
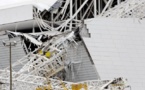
32,0,126,33
0,0,130,90
0,30,128,90
0,69,127,90
100,0,145,18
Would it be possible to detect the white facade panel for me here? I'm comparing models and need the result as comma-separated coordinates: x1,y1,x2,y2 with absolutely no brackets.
0,5,33,25
0,36,26,71
84,18,145,90
0,0,59,10
66,42,99,82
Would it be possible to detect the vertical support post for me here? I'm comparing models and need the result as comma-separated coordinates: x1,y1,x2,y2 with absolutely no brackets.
98,0,101,14
94,0,97,18
75,0,78,20
9,42,12,90
117,0,121,5
80,0,82,18
70,0,73,31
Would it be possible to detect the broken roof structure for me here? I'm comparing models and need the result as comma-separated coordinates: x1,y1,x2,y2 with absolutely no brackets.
0,0,133,90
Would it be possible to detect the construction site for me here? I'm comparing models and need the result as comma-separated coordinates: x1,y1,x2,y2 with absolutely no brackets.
0,0,145,90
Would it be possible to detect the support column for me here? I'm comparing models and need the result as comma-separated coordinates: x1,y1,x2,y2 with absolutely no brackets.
9,43,12,90
94,0,97,17
75,0,78,20
98,0,101,14
117,0,121,5
70,0,73,31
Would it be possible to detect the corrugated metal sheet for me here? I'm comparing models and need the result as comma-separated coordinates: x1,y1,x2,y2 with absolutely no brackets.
0,35,26,71
66,42,100,82
84,18,145,90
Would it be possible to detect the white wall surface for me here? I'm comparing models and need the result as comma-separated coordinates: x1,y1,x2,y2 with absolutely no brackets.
0,0,58,10
84,18,145,90
0,5,33,25
0,0,31,6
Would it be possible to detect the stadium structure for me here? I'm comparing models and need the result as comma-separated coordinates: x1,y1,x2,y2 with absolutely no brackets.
0,0,145,90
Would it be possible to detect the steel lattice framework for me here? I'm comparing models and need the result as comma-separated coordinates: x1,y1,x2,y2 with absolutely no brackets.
0,0,131,90
0,30,128,90
100,0,145,18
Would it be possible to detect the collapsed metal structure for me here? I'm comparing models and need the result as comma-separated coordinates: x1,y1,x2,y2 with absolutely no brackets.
0,30,127,90
100,0,145,18
0,0,134,90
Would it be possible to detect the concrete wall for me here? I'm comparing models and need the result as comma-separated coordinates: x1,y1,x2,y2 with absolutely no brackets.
84,18,145,90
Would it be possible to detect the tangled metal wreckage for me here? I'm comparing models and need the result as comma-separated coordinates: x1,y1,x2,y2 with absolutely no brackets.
0,0,142,89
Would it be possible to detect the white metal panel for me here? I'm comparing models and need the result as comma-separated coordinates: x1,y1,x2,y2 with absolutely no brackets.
0,0,59,10
84,18,145,90
0,20,36,31
0,0,33,7
0,5,33,25
66,42,99,82
0,36,26,71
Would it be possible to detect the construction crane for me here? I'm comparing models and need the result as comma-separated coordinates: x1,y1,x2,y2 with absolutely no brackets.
0,0,131,89
0,29,129,90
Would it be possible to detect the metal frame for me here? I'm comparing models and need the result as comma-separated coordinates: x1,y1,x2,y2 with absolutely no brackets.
51,0,125,20
102,0,145,18
0,69,127,90
0,0,132,90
